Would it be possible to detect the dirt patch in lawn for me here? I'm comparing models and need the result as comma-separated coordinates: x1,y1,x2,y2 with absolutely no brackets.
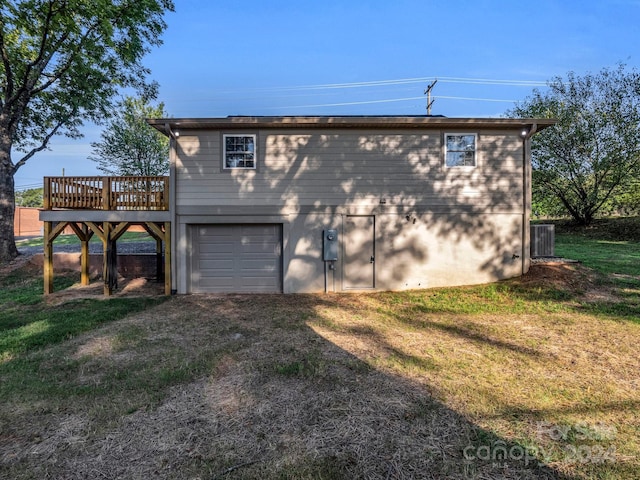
1,253,165,303
520,263,593,293
42,276,166,305
0,253,38,277
520,262,625,304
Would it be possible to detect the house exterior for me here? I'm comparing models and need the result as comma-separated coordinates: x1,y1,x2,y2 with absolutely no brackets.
147,116,555,295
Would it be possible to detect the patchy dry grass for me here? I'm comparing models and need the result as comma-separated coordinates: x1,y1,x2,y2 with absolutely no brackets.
1,237,639,478
311,282,639,479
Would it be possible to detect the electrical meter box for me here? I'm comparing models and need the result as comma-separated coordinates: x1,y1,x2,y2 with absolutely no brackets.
323,229,338,261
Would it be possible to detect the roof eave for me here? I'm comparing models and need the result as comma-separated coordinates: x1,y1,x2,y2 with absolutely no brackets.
147,116,556,135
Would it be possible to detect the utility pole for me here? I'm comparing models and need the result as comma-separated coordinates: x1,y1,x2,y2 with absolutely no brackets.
424,79,437,115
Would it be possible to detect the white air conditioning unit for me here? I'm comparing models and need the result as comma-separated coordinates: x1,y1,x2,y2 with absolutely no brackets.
530,224,555,257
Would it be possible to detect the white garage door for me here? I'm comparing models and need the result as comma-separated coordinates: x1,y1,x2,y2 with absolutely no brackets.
190,224,282,293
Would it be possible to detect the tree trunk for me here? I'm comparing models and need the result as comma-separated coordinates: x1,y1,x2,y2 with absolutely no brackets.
0,125,19,263
0,146,19,263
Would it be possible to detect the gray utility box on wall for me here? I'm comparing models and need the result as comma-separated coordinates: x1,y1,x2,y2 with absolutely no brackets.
530,224,555,257
323,229,338,261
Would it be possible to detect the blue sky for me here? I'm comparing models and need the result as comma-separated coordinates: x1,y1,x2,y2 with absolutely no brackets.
14,0,640,188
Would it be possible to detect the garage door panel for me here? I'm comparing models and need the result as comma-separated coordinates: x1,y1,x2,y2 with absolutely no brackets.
198,244,235,255
241,272,278,280
190,224,282,293
241,259,278,271
199,259,235,270
241,244,279,254
198,227,234,237
198,278,236,290
240,224,278,234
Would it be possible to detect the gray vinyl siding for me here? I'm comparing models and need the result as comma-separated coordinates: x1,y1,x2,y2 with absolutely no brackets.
174,129,524,213
147,116,553,294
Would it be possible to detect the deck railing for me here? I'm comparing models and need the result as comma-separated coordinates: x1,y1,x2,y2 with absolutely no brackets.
43,176,169,211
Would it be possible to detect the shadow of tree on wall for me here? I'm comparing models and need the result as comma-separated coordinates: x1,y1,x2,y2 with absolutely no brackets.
178,127,529,289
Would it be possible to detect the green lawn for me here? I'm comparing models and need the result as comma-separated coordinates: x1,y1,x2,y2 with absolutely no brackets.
16,231,154,247
554,220,640,321
0,268,166,363
556,235,640,278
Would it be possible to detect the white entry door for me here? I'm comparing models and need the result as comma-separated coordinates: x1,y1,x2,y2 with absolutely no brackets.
344,215,375,289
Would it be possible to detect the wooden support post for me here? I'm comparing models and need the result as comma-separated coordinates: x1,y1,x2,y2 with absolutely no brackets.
43,221,53,294
42,221,68,295
164,221,171,295
81,223,90,286
102,177,111,210
163,177,170,211
69,222,91,286
103,222,113,296
155,235,162,283
43,178,51,210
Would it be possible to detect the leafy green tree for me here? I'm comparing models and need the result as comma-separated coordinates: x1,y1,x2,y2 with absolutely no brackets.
531,172,567,219
15,187,43,207
607,179,640,216
508,65,640,225
0,0,174,263
90,96,169,176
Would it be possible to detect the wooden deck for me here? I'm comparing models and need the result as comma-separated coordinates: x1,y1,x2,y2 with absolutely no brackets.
43,176,169,211
40,176,171,296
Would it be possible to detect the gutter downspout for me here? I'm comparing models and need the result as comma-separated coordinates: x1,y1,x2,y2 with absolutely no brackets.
522,123,537,275
165,123,178,294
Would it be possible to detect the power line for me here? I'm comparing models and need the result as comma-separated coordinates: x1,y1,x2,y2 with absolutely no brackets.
266,96,425,109
152,74,549,115
436,76,547,86
178,75,548,101
436,95,519,103
255,76,547,92
165,94,520,112
265,94,520,110
15,183,42,191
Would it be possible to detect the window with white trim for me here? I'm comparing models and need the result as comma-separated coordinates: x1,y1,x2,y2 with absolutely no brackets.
223,134,256,169
445,133,477,167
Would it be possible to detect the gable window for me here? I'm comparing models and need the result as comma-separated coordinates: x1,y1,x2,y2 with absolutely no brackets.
445,133,477,167
224,134,256,169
